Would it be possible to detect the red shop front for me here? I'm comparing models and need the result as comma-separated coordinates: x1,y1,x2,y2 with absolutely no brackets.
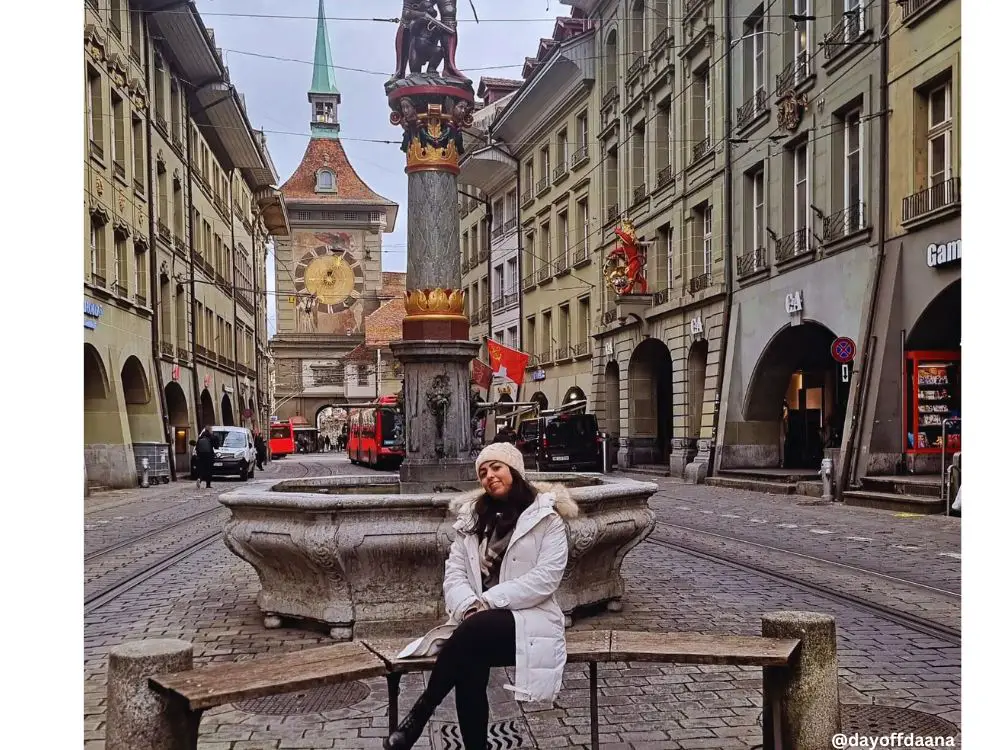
904,350,960,455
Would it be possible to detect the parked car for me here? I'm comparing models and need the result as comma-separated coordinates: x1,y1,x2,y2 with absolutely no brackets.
515,412,604,471
190,426,257,481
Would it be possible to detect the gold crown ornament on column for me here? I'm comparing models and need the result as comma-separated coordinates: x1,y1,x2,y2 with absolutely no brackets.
403,288,467,320
390,100,472,175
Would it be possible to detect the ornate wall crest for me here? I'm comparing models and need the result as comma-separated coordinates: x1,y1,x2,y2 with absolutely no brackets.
602,219,649,296
776,91,807,132
84,24,106,63
107,53,128,88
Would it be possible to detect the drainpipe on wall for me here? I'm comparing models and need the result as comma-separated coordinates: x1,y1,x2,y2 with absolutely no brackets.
228,170,239,424
708,0,735,479
184,104,201,431
839,0,891,495
250,210,262,427
145,23,177,482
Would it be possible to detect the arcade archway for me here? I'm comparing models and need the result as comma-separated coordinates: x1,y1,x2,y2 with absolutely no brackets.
604,361,620,438
529,391,549,413
200,388,216,428
84,343,122,445
563,386,587,407
165,382,190,471
121,355,159,442
744,321,847,469
687,340,709,437
221,393,235,426
907,279,961,350
628,338,673,463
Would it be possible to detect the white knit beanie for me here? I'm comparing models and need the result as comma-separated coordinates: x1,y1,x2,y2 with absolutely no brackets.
475,442,526,478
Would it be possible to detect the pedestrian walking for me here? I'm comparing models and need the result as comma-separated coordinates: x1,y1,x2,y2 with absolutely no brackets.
195,425,218,489
383,442,578,750
254,432,267,471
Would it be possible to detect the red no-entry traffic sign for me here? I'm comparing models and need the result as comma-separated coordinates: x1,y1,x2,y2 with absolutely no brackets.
831,337,857,364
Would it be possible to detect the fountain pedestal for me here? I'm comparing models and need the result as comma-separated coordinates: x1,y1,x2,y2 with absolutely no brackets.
392,339,479,492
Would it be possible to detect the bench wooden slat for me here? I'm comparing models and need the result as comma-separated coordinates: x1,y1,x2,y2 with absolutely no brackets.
149,642,386,710
609,631,800,667
566,629,612,663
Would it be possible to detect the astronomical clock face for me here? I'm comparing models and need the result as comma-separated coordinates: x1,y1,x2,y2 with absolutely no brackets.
293,246,364,312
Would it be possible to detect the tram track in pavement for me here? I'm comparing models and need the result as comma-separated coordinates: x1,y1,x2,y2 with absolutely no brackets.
644,532,961,646
85,506,227,562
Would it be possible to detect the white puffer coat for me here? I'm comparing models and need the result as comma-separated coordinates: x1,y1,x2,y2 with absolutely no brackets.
397,482,579,703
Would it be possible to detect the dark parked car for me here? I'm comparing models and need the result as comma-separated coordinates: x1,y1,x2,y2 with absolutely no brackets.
515,412,604,471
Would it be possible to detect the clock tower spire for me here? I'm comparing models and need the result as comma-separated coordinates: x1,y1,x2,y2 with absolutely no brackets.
308,0,340,139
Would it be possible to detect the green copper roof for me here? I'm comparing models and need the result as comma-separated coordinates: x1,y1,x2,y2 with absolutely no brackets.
310,0,339,95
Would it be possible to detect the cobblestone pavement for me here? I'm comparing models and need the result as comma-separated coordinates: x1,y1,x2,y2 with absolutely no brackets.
84,460,962,749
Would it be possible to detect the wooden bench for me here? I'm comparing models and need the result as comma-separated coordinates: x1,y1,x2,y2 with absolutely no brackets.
113,612,839,750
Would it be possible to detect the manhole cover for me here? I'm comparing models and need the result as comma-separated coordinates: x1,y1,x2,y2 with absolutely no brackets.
437,719,527,749
841,704,959,738
235,680,370,715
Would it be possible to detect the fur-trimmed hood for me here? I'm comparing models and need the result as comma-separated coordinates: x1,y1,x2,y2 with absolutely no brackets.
449,481,579,533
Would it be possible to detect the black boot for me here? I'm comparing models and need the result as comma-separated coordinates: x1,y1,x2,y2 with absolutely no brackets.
384,694,436,750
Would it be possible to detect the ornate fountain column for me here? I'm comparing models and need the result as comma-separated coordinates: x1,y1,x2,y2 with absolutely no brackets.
386,56,478,490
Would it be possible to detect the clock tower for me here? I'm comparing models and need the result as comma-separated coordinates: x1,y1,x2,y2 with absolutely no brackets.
270,0,399,422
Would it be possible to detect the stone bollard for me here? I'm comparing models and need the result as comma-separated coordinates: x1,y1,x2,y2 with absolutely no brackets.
761,611,841,750
107,639,200,750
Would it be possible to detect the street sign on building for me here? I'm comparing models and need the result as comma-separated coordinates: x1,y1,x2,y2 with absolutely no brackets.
831,336,857,364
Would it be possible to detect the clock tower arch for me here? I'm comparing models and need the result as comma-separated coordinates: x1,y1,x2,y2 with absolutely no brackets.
270,0,399,422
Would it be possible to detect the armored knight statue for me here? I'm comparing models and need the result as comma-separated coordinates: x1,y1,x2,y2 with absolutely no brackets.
392,0,475,81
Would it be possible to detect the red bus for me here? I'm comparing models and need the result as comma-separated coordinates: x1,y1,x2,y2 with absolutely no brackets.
347,395,404,469
269,421,295,459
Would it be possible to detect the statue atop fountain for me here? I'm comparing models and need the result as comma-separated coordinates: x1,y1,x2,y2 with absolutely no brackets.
385,6,479,491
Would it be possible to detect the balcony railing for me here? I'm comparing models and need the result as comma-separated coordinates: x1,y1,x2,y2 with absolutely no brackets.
605,203,620,226
522,272,537,290
90,140,104,161
571,145,589,167
160,341,174,357
491,224,505,241
504,217,517,233
651,26,673,53
553,162,568,182
822,203,867,242
536,174,551,195
177,347,190,362
135,293,147,307
504,293,518,309
653,286,670,305
155,113,168,134
571,342,590,357
775,227,813,263
492,297,504,314
537,262,553,282
688,273,711,294
601,84,619,109
692,137,712,163
775,54,813,93
900,0,939,21
824,9,865,58
902,177,961,223
133,177,145,195
521,186,534,206
92,272,107,289
632,183,647,205
470,309,480,325
111,281,126,297
556,346,570,361
205,261,215,276
461,257,471,274
157,219,171,241
538,349,553,364
737,247,769,278
737,87,768,129
113,161,126,181
574,247,589,264
478,247,489,263
554,256,568,274
656,164,674,189
172,130,184,152
478,303,489,321
626,53,647,80
685,0,705,15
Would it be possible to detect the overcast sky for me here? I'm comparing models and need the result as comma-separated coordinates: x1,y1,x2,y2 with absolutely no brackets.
197,0,566,334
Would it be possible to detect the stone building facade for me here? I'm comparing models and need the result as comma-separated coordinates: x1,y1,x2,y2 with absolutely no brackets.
84,0,287,487
493,17,601,416
270,0,399,425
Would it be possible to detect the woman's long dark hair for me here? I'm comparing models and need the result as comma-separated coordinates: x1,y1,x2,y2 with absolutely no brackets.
472,468,537,538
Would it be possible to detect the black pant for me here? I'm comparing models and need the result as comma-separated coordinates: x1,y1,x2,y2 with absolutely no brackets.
197,457,213,487
420,608,515,750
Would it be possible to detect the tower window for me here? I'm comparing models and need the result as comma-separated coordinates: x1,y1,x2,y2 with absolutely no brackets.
315,169,337,193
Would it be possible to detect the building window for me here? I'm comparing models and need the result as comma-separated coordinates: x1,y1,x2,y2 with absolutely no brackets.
792,0,812,80
134,243,148,304
494,265,504,298
793,141,809,235
843,108,863,231
692,66,711,154
173,178,184,238
702,205,713,272
153,55,166,123
605,144,619,211
316,169,336,192
129,9,142,60
558,210,570,264
744,13,766,105
557,129,569,171
508,327,518,348
525,316,536,354
604,29,618,91
579,296,591,345
357,363,370,387
506,259,517,297
524,232,535,276
113,232,127,292
493,198,504,234
170,78,182,139
540,222,551,265
655,103,671,180
631,122,646,196
746,166,765,253
90,216,107,284
524,159,534,190
559,304,572,353
87,66,104,158
540,146,551,180
505,191,517,226
927,82,952,188
109,0,122,37
132,116,145,192
175,287,186,350
577,198,590,257
111,91,126,176
576,112,588,153
630,0,645,56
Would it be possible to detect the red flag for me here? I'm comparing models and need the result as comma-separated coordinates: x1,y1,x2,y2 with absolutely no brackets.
487,339,530,386
471,359,493,391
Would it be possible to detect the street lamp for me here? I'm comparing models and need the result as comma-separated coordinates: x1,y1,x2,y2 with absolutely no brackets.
729,29,781,48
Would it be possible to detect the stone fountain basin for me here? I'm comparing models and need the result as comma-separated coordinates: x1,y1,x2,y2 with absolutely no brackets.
219,473,657,640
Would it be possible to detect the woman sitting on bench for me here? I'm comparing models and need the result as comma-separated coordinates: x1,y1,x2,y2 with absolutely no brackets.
384,442,578,750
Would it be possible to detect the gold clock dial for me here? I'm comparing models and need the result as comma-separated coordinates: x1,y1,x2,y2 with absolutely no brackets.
304,255,354,305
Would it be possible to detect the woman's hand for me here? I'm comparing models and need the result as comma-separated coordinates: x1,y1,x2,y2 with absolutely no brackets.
462,600,489,621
